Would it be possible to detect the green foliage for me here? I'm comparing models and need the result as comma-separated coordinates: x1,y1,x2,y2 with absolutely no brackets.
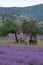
21,19,39,44
29,62,34,65
29,39,37,45
21,19,39,35
0,20,20,36
21,19,30,34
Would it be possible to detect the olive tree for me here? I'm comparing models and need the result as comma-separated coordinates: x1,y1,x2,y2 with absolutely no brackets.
21,19,39,44
0,20,20,41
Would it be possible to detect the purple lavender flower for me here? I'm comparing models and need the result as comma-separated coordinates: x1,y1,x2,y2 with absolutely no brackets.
0,44,43,65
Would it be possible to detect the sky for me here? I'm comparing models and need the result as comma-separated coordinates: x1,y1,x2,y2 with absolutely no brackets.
0,0,43,7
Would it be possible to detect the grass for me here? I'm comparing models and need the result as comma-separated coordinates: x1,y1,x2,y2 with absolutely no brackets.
0,39,43,46
39,40,43,45
0,39,15,44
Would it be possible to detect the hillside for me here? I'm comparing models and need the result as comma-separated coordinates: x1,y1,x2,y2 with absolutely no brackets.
0,4,43,20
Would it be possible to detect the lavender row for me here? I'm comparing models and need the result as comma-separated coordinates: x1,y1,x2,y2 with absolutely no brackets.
0,34,43,40
0,44,43,65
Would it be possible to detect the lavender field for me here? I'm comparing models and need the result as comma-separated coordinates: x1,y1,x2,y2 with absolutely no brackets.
0,44,43,65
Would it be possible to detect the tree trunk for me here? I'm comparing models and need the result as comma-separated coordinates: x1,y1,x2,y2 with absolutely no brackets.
34,34,37,43
15,33,17,42
29,34,32,44
30,34,32,40
29,32,37,44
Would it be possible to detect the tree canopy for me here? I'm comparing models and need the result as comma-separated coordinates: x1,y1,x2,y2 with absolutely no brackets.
21,19,39,35
0,20,20,36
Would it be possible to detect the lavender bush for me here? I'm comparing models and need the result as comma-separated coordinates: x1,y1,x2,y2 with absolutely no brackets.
0,44,43,65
